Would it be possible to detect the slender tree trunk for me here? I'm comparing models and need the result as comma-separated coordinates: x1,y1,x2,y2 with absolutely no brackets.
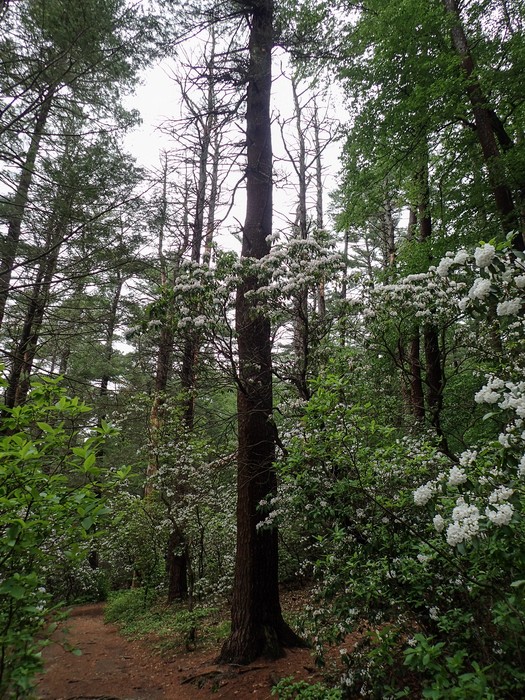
442,0,524,248
99,273,123,402
88,274,123,571
290,77,310,400
415,155,450,454
0,90,54,327
218,0,303,664
203,125,220,266
340,228,350,346
382,193,396,269
146,155,173,492
167,529,188,602
313,101,326,319
4,219,62,408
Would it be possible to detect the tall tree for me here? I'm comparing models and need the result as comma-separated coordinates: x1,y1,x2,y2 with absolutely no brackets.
441,0,525,249
0,0,161,327
218,0,303,664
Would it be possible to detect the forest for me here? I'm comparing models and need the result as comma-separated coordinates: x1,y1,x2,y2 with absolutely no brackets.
1,0,524,697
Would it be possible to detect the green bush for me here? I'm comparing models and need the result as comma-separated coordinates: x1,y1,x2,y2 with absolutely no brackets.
0,376,119,698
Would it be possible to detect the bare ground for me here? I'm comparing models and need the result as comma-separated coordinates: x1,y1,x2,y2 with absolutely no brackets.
35,602,323,700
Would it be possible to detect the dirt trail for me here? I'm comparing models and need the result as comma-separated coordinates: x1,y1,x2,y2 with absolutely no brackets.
35,603,318,700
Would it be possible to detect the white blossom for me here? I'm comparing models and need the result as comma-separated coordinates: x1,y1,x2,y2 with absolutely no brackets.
486,502,514,526
413,481,435,506
496,299,522,316
433,514,445,532
474,243,496,268
468,278,492,300
436,257,454,277
514,274,525,289
446,498,480,546
459,450,477,467
448,466,468,486
474,386,500,404
488,486,514,503
453,249,470,265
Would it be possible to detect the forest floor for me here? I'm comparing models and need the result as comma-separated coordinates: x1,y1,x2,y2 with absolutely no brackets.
35,594,332,700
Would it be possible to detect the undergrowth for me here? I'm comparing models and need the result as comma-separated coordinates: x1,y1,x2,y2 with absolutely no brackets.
104,588,229,654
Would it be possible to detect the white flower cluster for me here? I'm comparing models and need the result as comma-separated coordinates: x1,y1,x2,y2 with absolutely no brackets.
474,243,496,268
447,465,467,486
446,497,481,546
474,375,505,405
404,245,525,551
413,480,436,506
497,298,522,316
468,277,492,300
485,502,513,526
433,514,445,532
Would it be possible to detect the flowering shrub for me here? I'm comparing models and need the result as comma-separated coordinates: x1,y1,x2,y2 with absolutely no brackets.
268,242,525,697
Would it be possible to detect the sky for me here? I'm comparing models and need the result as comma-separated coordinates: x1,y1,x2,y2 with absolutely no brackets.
122,47,345,255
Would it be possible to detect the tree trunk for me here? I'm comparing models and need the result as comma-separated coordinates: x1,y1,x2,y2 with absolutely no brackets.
291,76,310,401
0,89,54,327
313,100,326,319
166,528,188,603
382,193,396,269
218,0,303,665
416,157,450,454
146,156,174,493
408,331,425,421
442,0,524,248
4,219,62,408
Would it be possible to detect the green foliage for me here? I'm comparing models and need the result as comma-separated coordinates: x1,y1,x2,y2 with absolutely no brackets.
0,375,118,698
403,634,496,699
271,676,342,700
104,588,227,653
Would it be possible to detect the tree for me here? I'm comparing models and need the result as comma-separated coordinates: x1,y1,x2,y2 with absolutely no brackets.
218,0,303,664
0,0,161,327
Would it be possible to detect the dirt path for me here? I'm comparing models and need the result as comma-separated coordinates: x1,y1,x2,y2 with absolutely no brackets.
35,603,318,700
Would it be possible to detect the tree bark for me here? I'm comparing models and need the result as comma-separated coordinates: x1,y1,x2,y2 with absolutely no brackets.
408,331,425,422
4,215,63,409
0,89,54,327
442,0,524,249
416,155,450,454
218,0,303,664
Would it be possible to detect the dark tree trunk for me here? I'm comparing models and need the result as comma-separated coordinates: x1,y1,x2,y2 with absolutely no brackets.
442,0,524,249
4,223,61,409
0,90,54,327
409,331,425,421
218,0,303,665
166,528,188,603
416,160,451,455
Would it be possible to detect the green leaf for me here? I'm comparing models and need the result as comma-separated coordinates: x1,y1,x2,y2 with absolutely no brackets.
83,452,96,471
36,422,55,433
81,516,94,531
6,522,22,547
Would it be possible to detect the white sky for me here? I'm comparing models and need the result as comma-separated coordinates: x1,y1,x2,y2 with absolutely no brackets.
123,48,345,255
